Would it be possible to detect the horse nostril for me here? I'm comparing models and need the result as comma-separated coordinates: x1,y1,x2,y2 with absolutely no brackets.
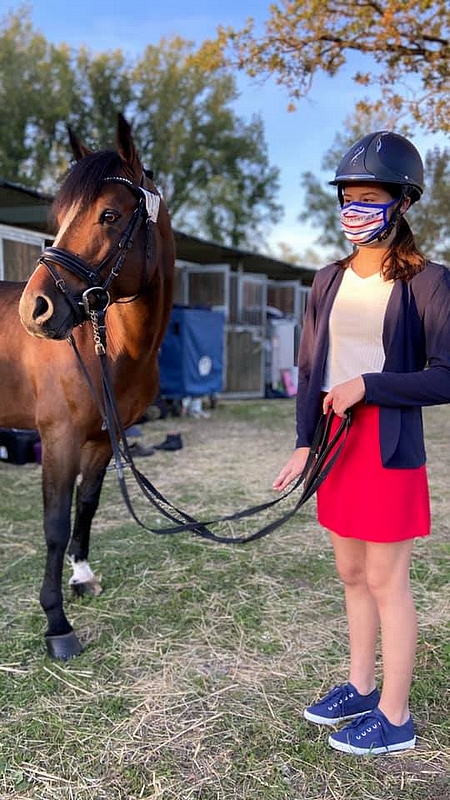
32,295,50,321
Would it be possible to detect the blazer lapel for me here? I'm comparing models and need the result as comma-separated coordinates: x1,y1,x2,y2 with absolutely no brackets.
382,280,405,370
380,280,406,464
316,265,344,344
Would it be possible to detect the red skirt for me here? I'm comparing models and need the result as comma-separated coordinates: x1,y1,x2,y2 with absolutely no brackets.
316,404,430,542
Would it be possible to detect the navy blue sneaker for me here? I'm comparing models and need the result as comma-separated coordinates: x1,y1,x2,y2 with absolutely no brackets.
303,682,380,726
328,708,416,755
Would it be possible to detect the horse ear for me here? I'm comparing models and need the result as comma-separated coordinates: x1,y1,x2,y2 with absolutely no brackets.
116,113,142,179
67,126,92,161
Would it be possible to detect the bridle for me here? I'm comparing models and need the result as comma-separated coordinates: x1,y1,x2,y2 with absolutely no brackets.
37,176,157,327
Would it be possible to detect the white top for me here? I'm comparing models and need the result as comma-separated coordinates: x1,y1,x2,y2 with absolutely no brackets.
322,267,394,392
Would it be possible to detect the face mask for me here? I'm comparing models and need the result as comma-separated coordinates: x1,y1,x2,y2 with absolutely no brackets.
340,199,398,245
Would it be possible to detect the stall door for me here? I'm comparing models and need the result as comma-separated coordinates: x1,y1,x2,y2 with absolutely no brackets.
0,224,46,281
225,325,264,397
174,263,229,316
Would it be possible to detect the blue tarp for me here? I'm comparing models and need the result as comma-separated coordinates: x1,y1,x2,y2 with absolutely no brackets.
158,307,224,397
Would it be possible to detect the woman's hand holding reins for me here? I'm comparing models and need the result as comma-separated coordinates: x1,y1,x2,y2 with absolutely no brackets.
272,447,310,492
322,376,365,417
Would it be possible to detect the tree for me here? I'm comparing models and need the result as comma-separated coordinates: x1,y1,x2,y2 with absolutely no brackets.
66,48,133,148
274,242,322,267
202,0,450,134
130,37,282,247
0,8,74,186
410,147,450,263
0,9,282,249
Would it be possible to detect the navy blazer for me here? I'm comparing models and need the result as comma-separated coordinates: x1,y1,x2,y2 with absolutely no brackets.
296,261,450,468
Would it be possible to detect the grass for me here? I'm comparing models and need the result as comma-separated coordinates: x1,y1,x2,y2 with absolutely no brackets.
0,399,449,799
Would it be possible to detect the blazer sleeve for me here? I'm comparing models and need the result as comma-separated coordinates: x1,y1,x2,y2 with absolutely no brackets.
295,277,319,447
363,269,450,406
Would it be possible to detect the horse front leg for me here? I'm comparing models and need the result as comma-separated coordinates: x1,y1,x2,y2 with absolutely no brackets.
40,442,82,660
68,439,112,598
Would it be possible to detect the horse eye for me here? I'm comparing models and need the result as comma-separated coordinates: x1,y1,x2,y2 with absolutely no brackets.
100,209,120,224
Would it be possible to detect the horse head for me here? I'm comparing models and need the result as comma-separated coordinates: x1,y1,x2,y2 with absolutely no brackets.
19,114,174,340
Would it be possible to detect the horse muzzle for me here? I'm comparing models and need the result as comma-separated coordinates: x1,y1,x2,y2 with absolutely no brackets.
18,286,79,340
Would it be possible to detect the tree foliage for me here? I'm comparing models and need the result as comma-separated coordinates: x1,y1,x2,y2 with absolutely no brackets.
0,8,281,247
203,0,450,134
410,147,450,263
130,38,281,247
0,10,74,186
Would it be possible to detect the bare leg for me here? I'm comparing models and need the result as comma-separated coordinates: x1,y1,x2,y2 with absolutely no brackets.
330,533,379,695
365,540,416,725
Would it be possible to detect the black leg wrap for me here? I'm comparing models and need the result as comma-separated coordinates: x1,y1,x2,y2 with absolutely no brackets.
45,631,83,660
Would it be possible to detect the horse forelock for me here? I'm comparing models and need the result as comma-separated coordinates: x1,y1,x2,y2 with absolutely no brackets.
51,150,124,227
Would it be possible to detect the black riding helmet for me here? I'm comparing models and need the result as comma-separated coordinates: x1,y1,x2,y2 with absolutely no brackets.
330,131,424,206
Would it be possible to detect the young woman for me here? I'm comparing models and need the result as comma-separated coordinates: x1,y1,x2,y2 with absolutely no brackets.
273,131,450,755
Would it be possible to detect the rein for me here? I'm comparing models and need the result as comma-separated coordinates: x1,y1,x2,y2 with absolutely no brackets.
46,174,353,544
70,326,352,544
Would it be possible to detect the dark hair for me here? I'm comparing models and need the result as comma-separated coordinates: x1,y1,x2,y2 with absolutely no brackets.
337,201,427,281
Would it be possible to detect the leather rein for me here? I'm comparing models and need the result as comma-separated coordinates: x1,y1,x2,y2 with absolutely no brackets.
42,174,353,544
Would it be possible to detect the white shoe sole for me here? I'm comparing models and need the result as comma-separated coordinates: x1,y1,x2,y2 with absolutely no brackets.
303,708,372,726
328,735,416,755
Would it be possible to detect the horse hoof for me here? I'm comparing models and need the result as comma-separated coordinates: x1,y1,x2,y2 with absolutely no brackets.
71,578,103,598
45,631,84,660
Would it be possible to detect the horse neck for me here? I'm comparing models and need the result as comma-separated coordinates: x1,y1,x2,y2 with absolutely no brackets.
106,295,163,363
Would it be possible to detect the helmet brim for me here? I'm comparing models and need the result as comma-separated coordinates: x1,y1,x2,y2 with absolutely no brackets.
329,175,423,204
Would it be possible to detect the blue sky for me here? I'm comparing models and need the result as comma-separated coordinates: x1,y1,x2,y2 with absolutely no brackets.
10,0,449,260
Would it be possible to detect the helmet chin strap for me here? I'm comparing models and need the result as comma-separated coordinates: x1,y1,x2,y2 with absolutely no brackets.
374,190,407,242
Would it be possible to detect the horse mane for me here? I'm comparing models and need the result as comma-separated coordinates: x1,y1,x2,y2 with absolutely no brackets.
51,150,124,228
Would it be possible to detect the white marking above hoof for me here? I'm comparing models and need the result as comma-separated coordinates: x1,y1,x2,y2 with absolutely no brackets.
69,556,95,585
69,557,103,597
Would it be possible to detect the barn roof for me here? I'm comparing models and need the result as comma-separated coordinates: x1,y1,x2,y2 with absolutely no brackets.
0,179,317,285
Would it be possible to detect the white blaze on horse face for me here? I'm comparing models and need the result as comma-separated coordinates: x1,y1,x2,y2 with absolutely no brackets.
53,201,82,247
22,202,81,289
68,556,95,586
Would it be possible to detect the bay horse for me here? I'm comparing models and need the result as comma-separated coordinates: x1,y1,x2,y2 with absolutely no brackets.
1,115,175,659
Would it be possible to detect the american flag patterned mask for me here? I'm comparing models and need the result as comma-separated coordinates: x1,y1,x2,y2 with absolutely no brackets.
340,198,398,245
